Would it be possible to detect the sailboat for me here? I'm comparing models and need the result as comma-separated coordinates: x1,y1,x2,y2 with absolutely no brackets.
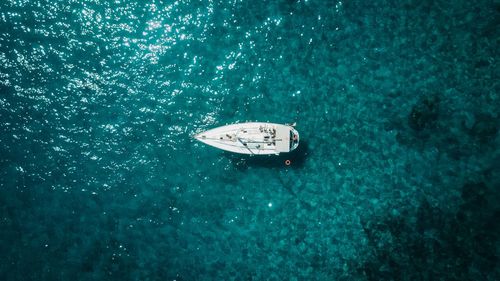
194,122,299,155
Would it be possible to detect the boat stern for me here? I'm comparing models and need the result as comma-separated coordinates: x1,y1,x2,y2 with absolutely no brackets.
290,128,299,151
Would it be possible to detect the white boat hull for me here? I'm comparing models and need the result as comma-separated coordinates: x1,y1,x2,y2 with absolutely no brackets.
194,122,299,155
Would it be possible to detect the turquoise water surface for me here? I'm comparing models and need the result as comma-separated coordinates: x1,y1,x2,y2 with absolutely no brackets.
1,0,499,280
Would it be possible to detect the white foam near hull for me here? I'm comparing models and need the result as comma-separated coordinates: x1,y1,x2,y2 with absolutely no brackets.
194,122,299,155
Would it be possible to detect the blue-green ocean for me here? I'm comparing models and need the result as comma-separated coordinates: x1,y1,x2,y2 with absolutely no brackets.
1,0,499,280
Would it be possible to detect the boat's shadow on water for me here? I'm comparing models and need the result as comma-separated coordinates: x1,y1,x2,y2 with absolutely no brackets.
224,141,310,170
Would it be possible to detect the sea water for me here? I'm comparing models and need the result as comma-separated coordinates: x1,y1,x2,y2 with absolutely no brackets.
0,0,498,280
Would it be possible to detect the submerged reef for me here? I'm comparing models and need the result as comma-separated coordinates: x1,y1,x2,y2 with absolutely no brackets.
408,95,440,132
393,91,498,162
357,179,499,281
